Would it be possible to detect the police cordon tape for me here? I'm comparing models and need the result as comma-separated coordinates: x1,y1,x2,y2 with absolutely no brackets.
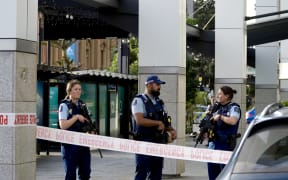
0,113,37,126
36,126,232,164
0,113,232,164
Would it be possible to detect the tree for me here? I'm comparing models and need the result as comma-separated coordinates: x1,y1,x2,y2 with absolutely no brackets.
109,52,118,73
108,37,139,75
129,59,138,75
128,37,139,75
52,39,80,72
186,55,198,104
186,52,214,100
187,0,215,30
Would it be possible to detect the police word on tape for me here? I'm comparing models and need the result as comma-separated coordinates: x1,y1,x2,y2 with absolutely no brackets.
37,126,232,164
0,113,37,126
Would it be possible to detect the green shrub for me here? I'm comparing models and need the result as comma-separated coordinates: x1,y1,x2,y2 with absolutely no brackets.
195,91,208,105
280,101,288,107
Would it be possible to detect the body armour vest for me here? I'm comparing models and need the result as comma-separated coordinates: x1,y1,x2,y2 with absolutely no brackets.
215,102,241,137
61,99,84,132
132,94,165,137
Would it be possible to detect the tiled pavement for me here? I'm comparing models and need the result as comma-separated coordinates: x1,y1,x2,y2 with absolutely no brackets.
36,136,209,180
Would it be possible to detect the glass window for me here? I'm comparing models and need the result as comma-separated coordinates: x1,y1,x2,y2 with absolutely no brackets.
118,86,127,137
99,84,107,135
118,86,125,114
37,81,44,125
233,124,288,173
49,86,59,128
81,83,97,123
109,90,118,137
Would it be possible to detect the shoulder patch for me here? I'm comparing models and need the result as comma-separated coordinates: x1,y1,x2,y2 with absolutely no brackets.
232,106,241,113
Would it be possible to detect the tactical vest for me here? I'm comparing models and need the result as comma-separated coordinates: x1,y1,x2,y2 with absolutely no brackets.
215,102,241,140
61,99,84,132
132,94,165,141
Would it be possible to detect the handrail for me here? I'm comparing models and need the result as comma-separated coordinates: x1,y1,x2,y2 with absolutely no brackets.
245,10,288,21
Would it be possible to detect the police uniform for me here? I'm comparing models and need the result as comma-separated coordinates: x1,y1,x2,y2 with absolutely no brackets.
208,102,241,180
59,99,91,180
131,93,165,180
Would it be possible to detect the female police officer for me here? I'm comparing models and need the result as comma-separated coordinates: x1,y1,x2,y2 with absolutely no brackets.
207,86,241,180
58,79,91,180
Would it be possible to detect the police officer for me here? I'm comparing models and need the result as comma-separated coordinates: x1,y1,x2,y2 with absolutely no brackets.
58,79,91,180
207,86,241,180
131,75,176,180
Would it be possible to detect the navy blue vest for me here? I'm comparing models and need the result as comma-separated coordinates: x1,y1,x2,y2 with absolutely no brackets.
215,102,241,138
132,94,165,138
61,99,84,132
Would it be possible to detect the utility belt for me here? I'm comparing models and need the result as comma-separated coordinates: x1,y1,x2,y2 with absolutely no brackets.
214,134,237,150
132,131,170,144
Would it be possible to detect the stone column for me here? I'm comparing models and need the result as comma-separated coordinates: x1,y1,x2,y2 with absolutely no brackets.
279,0,288,101
139,0,186,175
255,0,279,112
215,0,247,135
0,0,38,180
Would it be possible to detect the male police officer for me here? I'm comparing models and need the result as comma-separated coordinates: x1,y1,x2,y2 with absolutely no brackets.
131,75,176,180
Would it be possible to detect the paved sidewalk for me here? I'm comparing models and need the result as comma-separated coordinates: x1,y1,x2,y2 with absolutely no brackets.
36,136,209,180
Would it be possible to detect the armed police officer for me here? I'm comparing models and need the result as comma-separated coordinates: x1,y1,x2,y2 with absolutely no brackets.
207,86,241,180
58,79,92,180
131,75,176,180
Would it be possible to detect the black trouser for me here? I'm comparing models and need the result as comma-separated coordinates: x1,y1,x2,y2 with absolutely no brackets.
61,144,91,180
135,153,163,180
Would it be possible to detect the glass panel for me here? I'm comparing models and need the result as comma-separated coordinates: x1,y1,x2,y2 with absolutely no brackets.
99,84,107,135
234,124,288,173
49,86,59,128
109,90,118,137
37,81,44,125
118,86,125,135
81,83,97,123
118,86,125,114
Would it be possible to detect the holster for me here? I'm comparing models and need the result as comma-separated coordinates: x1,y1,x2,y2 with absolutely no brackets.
227,134,237,150
132,131,169,144
215,134,237,150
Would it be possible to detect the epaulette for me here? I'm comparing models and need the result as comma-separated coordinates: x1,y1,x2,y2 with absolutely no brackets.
61,99,71,104
60,99,73,110
135,94,149,104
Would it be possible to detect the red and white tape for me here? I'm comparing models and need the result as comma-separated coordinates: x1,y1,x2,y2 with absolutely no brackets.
0,113,37,126
36,126,232,164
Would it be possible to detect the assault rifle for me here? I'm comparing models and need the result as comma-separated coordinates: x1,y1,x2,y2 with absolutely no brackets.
161,113,175,144
194,102,219,148
79,102,103,158
79,102,98,134
159,100,176,144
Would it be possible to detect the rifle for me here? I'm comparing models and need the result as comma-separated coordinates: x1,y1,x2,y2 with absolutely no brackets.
79,102,103,158
162,113,175,144
194,102,219,148
159,99,176,144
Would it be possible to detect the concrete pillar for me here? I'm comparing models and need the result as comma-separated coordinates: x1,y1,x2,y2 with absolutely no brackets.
255,0,279,112
139,0,186,175
0,0,38,180
215,0,247,135
279,0,288,101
